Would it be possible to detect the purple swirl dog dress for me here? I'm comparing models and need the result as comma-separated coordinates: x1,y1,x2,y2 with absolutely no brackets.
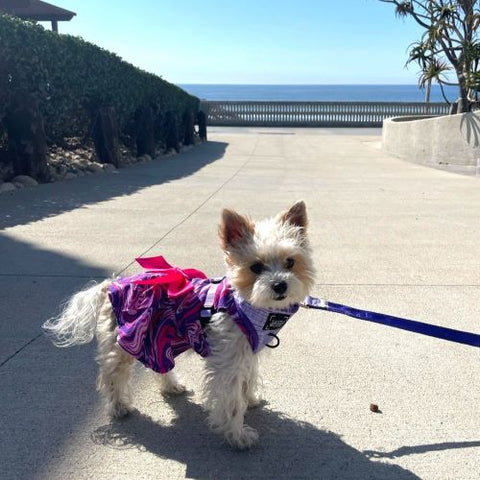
108,256,299,373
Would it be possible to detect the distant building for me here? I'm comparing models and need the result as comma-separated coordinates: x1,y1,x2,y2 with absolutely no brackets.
0,0,75,32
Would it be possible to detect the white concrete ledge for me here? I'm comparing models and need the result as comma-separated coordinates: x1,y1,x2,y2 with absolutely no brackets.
382,112,480,176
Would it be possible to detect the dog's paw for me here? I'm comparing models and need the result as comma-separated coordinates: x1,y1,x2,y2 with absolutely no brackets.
108,402,133,419
155,372,187,396
161,382,187,396
247,395,265,409
226,425,259,450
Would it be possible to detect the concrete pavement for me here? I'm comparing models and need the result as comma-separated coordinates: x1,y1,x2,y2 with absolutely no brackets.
1,128,479,479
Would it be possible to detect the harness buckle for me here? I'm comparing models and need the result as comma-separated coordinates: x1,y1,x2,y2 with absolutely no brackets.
200,278,225,326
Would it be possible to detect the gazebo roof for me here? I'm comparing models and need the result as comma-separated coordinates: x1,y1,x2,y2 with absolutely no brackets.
0,0,75,22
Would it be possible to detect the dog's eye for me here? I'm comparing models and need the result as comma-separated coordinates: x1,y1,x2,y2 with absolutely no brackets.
250,262,264,275
285,258,295,269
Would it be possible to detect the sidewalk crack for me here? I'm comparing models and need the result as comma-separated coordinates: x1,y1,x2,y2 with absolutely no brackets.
0,333,43,369
117,139,259,275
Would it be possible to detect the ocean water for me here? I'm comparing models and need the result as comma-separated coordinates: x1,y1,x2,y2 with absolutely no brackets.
179,84,458,103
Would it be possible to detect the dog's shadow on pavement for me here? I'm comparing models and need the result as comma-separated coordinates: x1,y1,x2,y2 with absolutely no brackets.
91,394,421,480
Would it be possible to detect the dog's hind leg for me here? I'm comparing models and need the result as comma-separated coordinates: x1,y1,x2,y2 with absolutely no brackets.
95,300,134,418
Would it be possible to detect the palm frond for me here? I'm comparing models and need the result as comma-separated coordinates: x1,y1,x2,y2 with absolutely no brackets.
417,57,452,88
433,3,458,21
395,1,414,17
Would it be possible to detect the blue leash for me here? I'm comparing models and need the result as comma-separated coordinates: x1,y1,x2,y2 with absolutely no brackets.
302,296,480,348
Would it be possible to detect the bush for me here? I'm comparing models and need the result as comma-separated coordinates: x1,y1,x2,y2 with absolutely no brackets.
0,14,199,145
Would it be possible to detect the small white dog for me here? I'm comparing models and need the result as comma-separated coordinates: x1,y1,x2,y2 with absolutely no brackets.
43,201,315,449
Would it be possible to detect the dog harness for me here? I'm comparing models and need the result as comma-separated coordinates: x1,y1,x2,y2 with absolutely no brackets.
108,256,299,373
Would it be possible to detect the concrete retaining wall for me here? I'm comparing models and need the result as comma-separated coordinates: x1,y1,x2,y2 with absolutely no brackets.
382,112,480,176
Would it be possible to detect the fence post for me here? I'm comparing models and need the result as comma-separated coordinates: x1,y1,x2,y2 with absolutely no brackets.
92,106,121,167
4,93,49,181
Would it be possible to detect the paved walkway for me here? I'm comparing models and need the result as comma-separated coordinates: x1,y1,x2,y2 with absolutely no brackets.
1,128,479,480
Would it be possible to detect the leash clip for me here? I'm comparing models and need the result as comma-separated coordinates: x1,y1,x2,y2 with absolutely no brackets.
301,296,328,310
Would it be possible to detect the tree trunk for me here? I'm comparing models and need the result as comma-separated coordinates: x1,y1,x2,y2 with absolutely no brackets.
92,106,121,167
457,74,471,113
197,110,207,141
4,94,49,181
135,105,155,158
182,110,195,146
164,111,179,152
458,90,470,113
425,79,431,114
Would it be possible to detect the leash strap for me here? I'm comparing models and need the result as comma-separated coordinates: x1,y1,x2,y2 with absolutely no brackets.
303,296,480,348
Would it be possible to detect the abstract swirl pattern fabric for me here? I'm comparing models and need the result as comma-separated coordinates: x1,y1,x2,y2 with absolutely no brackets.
108,257,212,373
109,256,300,373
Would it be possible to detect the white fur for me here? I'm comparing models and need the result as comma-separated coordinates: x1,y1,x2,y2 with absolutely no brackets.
43,280,109,347
203,312,261,448
43,202,315,449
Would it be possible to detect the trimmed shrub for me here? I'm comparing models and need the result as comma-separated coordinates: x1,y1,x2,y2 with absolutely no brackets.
0,14,199,146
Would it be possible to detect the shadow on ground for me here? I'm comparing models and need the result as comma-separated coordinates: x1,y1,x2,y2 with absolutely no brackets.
0,218,418,480
1,141,227,479
364,441,480,459
0,141,228,229
0,235,110,480
91,394,421,480
460,113,480,148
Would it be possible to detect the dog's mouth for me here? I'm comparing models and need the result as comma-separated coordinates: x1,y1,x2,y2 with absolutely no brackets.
274,295,287,301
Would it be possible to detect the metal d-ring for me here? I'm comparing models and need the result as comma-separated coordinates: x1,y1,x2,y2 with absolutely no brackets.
266,333,280,349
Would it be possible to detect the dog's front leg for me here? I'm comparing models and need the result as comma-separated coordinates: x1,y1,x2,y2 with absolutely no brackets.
203,314,259,449
244,353,263,408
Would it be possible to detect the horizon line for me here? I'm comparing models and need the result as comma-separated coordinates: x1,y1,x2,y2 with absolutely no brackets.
176,82,434,87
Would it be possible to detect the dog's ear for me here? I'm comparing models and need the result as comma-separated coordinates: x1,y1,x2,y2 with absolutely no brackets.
219,209,255,250
280,200,308,231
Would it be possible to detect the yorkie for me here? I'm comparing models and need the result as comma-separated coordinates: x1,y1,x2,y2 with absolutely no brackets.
43,201,315,449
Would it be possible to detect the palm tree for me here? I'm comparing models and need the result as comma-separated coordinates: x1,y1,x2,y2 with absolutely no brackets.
406,40,452,107
380,0,480,113
418,57,452,103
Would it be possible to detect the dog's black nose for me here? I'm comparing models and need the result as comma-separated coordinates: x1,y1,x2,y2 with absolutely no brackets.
272,281,287,295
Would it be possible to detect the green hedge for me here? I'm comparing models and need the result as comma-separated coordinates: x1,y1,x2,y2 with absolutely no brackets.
0,14,199,143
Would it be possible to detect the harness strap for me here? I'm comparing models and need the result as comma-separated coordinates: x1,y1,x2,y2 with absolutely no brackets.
200,278,224,322
303,296,480,348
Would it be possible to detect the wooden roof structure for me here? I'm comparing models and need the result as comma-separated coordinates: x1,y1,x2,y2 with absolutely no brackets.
0,0,75,32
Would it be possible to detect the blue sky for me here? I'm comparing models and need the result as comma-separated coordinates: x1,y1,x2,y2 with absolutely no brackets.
46,0,425,85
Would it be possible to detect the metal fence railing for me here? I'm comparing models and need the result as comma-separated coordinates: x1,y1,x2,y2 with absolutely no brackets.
200,101,450,127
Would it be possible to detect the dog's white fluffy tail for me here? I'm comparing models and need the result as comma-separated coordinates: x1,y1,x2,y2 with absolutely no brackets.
43,280,110,347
